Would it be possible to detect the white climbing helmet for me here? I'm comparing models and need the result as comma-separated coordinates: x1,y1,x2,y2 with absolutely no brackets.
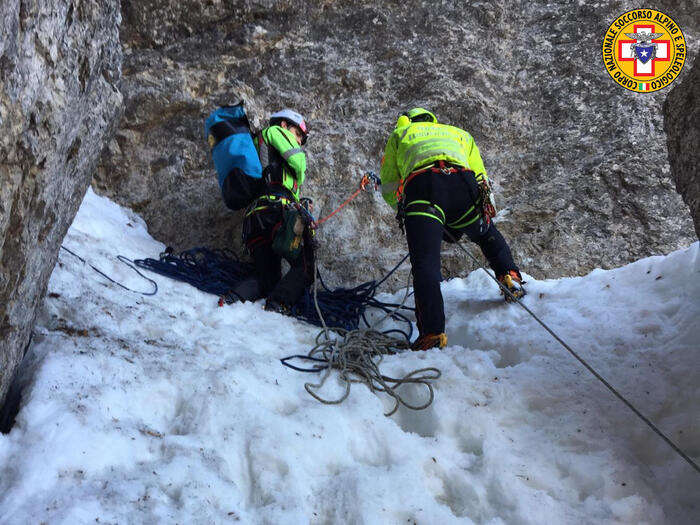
269,108,308,144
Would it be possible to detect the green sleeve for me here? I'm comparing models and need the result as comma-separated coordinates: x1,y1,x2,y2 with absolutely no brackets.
264,126,307,184
466,135,488,183
380,133,400,209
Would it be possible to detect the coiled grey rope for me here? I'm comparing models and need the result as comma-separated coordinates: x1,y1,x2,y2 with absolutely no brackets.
302,256,441,417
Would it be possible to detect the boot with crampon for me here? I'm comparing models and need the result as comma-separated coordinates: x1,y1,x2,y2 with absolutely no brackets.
498,270,526,302
411,333,448,351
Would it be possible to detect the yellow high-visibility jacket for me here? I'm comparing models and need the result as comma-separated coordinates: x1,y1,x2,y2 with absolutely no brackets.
380,120,487,209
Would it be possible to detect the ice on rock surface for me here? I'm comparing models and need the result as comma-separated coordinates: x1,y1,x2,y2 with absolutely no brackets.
0,189,697,524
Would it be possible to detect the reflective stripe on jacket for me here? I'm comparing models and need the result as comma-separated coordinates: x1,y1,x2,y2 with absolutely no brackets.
380,121,487,209
261,125,306,201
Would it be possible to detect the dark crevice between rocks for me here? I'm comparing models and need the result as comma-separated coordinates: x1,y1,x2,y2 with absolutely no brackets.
0,333,33,434
0,373,23,434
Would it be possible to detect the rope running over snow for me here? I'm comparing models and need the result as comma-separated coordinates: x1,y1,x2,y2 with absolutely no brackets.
134,247,415,335
60,246,158,296
442,228,700,475
292,251,441,417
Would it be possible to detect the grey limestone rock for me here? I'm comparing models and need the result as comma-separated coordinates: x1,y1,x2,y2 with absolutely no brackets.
94,1,698,289
0,0,122,407
664,58,700,238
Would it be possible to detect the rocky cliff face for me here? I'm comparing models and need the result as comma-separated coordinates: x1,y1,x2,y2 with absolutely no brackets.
0,0,122,407
664,59,700,238
94,0,698,288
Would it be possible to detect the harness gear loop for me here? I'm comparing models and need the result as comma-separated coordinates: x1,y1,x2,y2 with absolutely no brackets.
396,199,406,234
478,178,496,226
438,160,452,175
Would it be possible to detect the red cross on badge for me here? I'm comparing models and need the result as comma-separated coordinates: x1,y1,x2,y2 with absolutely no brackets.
617,25,670,76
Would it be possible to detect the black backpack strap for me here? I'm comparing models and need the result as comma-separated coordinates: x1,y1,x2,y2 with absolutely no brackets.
255,130,270,168
209,120,250,148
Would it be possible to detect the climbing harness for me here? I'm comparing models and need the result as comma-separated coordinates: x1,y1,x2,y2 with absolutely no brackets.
59,246,158,296
442,228,700,475
394,161,460,232
394,160,458,205
244,194,291,217
244,171,376,259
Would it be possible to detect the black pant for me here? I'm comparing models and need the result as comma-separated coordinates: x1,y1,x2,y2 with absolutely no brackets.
404,169,518,335
238,204,314,306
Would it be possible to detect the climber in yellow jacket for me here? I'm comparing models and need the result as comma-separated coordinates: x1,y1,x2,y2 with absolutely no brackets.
380,108,525,351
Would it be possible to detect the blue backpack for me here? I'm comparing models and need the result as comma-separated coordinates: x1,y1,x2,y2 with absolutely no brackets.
205,103,265,210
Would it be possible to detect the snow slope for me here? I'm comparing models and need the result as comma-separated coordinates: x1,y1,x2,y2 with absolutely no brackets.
0,189,698,524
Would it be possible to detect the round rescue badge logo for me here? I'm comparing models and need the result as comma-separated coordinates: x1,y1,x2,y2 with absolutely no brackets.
602,9,686,93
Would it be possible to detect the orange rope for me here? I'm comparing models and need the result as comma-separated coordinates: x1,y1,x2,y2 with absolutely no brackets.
316,174,373,226
316,188,363,226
